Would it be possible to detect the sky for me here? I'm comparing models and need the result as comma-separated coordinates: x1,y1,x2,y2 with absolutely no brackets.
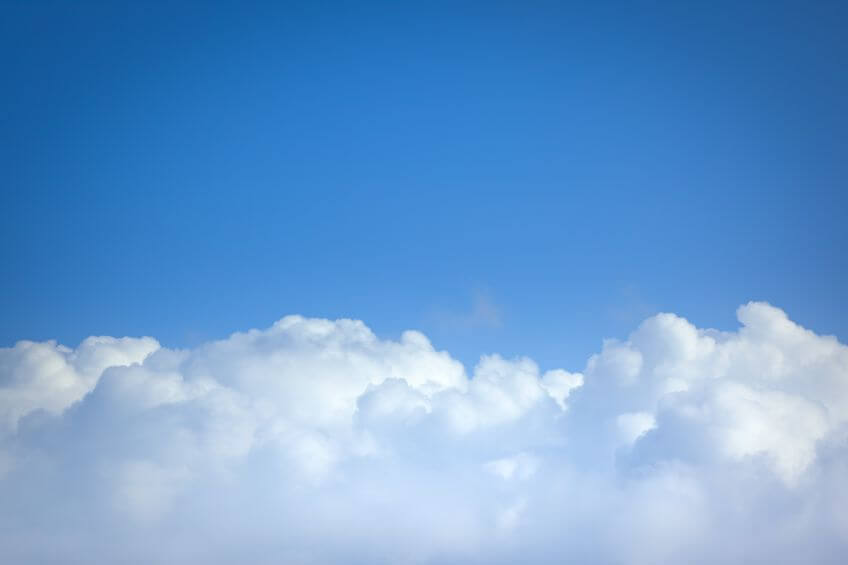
3,0,847,369
1,1,847,564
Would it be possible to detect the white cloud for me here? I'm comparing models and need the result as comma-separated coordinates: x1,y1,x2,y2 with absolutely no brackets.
1,302,847,563
484,453,540,481
587,302,848,484
616,411,657,445
540,368,583,410
0,336,159,435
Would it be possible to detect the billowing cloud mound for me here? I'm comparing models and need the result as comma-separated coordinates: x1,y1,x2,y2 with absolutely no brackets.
1,303,847,563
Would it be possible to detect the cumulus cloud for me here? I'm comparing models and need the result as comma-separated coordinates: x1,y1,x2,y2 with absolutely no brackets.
1,302,847,563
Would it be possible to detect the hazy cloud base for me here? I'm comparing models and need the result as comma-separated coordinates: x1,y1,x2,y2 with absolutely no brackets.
1,303,847,563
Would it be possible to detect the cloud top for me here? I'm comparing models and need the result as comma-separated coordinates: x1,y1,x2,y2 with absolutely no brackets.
1,302,846,563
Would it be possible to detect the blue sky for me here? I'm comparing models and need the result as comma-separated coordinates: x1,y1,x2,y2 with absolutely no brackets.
3,1,846,370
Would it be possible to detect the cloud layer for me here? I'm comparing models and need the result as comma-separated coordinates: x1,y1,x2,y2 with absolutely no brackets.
1,303,847,563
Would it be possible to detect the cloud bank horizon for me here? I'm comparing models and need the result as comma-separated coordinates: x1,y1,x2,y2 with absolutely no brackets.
2,301,847,563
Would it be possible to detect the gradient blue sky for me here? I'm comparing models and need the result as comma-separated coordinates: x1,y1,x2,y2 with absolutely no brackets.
2,0,846,370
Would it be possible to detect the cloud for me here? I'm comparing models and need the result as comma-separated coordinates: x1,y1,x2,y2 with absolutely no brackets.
484,453,539,481
432,290,503,331
1,302,847,563
0,336,159,435
586,302,847,485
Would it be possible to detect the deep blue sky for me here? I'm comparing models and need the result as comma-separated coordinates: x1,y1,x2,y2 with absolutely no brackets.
2,1,846,370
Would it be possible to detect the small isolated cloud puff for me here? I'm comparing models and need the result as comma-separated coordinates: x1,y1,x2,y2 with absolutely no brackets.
432,291,503,331
1,302,847,564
